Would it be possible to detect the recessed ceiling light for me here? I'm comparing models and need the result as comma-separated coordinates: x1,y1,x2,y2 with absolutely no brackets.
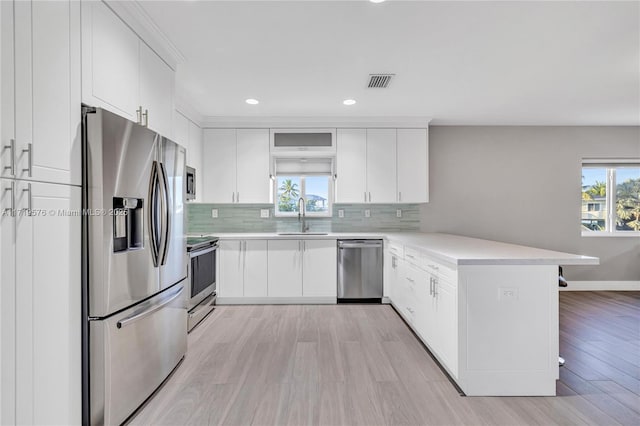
343,99,357,106
245,98,259,105
370,0,385,3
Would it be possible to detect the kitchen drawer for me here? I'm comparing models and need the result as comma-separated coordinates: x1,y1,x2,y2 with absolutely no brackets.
404,246,421,266
387,241,403,258
423,255,457,283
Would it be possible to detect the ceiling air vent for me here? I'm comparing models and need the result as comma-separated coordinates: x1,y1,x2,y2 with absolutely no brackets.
367,74,394,88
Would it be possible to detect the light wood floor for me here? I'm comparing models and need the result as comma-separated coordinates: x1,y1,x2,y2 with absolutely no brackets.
130,292,640,426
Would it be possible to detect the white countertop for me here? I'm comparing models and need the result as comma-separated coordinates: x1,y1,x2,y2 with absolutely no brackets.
190,231,599,267
385,233,599,267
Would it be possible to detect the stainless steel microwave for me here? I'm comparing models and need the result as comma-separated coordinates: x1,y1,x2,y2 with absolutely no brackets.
186,166,196,201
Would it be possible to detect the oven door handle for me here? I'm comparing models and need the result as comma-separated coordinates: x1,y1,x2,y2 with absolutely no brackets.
189,243,219,258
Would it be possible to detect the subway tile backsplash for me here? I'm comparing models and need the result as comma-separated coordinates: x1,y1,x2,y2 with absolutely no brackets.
187,203,420,234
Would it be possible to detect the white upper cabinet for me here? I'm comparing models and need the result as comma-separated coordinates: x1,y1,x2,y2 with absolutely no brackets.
236,129,270,204
174,112,203,202
81,1,174,136
366,129,397,203
82,0,139,122
336,127,428,204
173,112,189,151
202,129,269,204
397,129,429,203
12,0,81,186
336,129,367,203
187,120,203,201
139,43,174,138
203,129,237,203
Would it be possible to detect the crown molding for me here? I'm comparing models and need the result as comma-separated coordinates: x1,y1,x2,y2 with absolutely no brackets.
201,116,432,129
104,0,186,71
175,97,205,128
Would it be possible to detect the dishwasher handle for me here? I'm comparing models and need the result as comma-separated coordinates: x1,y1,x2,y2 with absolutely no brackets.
338,240,383,249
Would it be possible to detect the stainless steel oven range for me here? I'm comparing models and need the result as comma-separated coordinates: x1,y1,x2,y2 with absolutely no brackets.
186,236,219,331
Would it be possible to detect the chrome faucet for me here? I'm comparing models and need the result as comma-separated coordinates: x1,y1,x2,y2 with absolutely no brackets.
298,197,309,233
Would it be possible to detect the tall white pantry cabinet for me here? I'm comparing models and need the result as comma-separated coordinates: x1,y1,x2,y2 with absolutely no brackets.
1,1,82,424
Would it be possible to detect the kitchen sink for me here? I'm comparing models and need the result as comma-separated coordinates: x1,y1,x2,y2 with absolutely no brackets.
277,232,329,236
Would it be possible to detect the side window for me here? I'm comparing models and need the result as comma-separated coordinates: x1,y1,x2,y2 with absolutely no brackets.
582,163,640,235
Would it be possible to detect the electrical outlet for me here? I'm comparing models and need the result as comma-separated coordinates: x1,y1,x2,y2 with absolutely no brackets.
211,209,218,218
338,209,344,218
364,209,371,218
396,209,402,218
499,287,519,301
260,209,270,218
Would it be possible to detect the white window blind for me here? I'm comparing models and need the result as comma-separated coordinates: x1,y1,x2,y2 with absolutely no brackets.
274,157,333,176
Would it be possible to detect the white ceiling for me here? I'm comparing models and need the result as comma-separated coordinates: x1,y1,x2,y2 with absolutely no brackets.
137,0,640,125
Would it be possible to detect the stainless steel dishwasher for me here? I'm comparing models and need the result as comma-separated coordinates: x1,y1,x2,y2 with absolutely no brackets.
337,239,383,303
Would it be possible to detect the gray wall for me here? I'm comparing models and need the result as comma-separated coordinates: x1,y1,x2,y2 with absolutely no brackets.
420,126,640,282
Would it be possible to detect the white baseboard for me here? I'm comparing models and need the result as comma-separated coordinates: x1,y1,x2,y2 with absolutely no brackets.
560,281,640,291
217,297,336,305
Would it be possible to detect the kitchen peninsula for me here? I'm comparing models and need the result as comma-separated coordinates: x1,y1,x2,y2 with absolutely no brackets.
200,231,598,397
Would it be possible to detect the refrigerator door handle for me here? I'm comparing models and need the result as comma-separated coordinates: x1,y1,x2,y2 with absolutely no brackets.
148,161,161,267
158,162,171,265
116,285,183,329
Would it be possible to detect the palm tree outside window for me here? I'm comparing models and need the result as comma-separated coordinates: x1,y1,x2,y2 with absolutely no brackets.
275,175,332,217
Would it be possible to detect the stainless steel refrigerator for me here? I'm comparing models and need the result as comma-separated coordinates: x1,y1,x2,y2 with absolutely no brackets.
81,107,187,425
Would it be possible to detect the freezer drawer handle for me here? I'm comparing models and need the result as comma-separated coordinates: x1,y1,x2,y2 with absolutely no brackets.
116,286,184,329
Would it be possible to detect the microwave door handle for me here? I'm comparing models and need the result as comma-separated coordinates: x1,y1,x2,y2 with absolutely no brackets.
158,162,171,266
148,161,160,267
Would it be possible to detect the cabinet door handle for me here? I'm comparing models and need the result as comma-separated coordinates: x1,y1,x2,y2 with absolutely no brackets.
22,143,32,177
236,192,239,203
3,139,15,176
22,183,32,215
368,192,371,202
398,191,402,202
364,192,367,202
137,106,142,125
232,192,235,203
143,109,149,127
429,277,433,296
3,181,15,216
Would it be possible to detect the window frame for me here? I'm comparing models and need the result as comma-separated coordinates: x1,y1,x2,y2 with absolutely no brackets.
273,175,334,218
581,160,640,237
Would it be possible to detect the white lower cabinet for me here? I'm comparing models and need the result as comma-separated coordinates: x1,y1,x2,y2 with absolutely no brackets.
302,240,337,298
218,240,267,298
267,240,303,297
218,239,337,302
0,179,81,425
389,244,458,380
434,279,457,373
243,241,269,297
267,239,337,299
